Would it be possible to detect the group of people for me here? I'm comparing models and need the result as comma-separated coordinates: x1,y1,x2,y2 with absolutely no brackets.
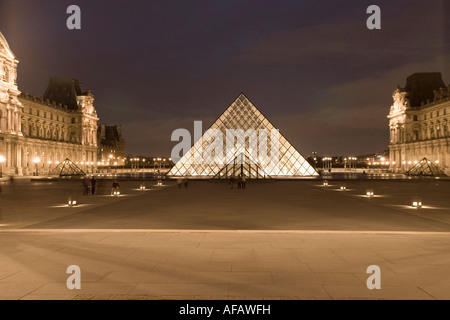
81,177,97,195
229,175,247,189
177,178,189,189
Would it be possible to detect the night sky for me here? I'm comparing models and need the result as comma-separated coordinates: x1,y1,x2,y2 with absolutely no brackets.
0,0,448,157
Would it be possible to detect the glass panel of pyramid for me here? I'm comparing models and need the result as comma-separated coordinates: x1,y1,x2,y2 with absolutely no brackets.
167,93,318,179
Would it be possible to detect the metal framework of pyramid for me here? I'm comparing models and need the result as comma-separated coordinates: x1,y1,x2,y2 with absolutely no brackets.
50,158,86,177
405,158,447,176
167,93,318,179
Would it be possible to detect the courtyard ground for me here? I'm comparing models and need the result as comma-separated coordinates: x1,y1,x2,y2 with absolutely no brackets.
0,178,449,299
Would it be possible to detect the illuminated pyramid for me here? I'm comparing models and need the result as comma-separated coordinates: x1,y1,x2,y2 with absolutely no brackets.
405,158,447,176
50,158,86,177
167,93,318,179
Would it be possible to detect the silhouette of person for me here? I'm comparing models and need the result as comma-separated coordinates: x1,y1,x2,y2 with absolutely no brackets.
91,177,97,195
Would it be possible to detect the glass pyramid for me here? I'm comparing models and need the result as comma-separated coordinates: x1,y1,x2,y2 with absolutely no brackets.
167,93,318,179
405,158,447,176
50,158,86,177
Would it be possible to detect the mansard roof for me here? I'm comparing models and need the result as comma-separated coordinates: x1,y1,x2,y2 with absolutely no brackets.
98,124,124,144
42,78,87,111
405,73,445,107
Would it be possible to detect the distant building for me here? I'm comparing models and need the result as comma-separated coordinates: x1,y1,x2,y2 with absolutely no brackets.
388,73,450,174
97,124,125,166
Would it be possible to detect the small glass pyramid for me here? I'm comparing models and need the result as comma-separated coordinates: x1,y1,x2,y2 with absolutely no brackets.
167,94,318,179
50,158,86,177
405,158,447,176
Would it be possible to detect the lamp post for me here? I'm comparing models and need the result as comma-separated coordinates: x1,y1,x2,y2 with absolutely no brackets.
0,155,5,178
34,157,41,176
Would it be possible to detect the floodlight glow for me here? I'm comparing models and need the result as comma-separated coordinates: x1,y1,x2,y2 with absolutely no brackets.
68,199,78,207
366,191,374,197
323,181,329,186
340,186,346,190
0,156,5,163
412,201,422,208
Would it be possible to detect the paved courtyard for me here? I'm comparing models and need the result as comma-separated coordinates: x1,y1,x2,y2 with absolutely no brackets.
0,178,450,299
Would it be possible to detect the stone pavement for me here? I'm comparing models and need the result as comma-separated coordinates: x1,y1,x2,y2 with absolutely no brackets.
0,179,450,300
0,230,450,300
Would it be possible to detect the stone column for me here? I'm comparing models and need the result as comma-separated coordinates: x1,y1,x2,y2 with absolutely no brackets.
7,109,11,131
16,141,23,175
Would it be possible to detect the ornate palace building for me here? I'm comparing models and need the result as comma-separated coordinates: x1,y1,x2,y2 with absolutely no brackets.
0,32,109,176
388,73,450,175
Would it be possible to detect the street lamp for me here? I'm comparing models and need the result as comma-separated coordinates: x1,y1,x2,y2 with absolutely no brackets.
34,157,41,176
0,155,5,178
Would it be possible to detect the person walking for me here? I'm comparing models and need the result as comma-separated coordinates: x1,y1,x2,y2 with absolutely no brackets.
242,175,246,190
229,177,234,189
237,175,242,190
91,176,97,195
85,177,92,195
184,178,189,189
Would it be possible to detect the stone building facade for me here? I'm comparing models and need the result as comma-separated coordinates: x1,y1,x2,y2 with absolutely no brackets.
0,32,99,176
388,73,450,175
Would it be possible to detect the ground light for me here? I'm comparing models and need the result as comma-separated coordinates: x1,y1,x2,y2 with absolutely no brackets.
68,197,78,207
323,180,329,186
111,189,121,197
157,180,163,187
412,201,423,208
140,184,146,190
366,190,374,198
340,186,346,191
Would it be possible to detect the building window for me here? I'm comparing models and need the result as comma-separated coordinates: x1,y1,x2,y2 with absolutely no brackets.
71,118,75,124
413,130,419,141
413,115,418,121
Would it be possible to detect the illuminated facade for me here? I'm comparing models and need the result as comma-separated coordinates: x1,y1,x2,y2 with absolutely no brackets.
167,93,318,179
0,32,98,176
388,73,450,175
